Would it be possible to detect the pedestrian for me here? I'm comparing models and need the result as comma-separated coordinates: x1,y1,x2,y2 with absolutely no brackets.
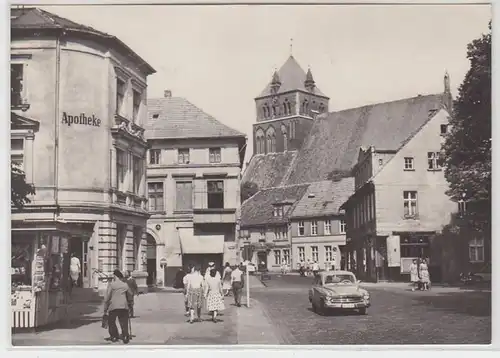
419,258,431,291
204,261,221,281
312,261,320,277
231,263,245,307
183,264,194,316
222,262,232,296
204,268,225,323
409,259,419,291
186,265,204,324
69,253,81,289
103,269,133,344
124,271,138,317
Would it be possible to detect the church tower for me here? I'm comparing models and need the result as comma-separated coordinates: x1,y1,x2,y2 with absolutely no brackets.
253,55,329,155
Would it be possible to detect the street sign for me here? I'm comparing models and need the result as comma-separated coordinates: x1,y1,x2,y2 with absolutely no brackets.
159,257,167,266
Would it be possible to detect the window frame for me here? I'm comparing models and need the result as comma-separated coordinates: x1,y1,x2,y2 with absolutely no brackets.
340,219,347,234
311,246,319,262
274,250,281,265
11,61,29,108
325,245,333,262
298,246,305,262
132,88,142,123
298,221,305,236
403,191,418,218
404,157,414,170
207,180,224,209
427,151,442,171
177,148,190,164
11,138,25,171
440,124,448,136
311,221,318,236
116,77,126,115
209,147,222,164
148,182,164,212
468,238,484,263
132,155,142,194
283,249,290,265
116,148,127,192
324,220,332,235
149,149,161,165
175,181,193,211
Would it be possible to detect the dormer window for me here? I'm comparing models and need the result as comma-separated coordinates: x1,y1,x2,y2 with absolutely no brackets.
273,205,284,217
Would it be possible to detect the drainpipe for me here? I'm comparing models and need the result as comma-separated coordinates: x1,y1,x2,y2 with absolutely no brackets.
54,32,62,219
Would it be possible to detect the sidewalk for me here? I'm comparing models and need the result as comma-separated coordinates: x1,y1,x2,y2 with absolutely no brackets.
12,289,281,346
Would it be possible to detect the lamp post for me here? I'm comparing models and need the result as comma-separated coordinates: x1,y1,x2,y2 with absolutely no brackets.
238,228,251,308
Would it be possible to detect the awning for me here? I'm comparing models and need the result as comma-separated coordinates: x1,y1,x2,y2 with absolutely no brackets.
179,229,224,254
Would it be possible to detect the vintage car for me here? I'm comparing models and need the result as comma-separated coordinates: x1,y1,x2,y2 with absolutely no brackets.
308,270,370,315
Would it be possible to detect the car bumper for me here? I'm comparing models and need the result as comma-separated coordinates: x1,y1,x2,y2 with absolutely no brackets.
325,301,370,309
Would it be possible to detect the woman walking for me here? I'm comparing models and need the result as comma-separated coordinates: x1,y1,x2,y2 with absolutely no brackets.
222,263,232,296
69,253,81,289
409,259,419,291
186,265,204,323
205,268,225,323
419,258,431,291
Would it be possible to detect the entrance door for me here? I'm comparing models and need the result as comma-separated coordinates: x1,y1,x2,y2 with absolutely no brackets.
257,251,268,271
82,240,90,288
146,234,157,286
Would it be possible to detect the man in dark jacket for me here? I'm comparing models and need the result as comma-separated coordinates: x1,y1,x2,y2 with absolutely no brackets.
104,269,133,343
124,270,138,318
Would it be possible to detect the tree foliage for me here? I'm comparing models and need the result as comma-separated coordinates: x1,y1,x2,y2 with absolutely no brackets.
442,21,491,234
240,181,259,202
11,162,35,210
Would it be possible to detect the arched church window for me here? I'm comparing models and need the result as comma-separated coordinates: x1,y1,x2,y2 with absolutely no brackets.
272,105,277,117
266,135,272,154
256,128,265,154
271,133,276,153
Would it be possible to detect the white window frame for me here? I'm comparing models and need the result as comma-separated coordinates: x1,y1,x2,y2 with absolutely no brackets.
403,191,418,218
11,138,25,171
404,157,414,170
274,250,281,265
298,221,305,236
178,148,190,164
427,151,442,170
283,249,290,265
325,245,333,262
149,149,161,165
11,59,29,108
311,246,319,262
324,220,332,235
468,238,484,263
209,147,222,163
298,246,305,262
311,221,318,236
340,219,347,234
458,200,467,215
274,227,281,240
148,182,164,212
116,148,127,192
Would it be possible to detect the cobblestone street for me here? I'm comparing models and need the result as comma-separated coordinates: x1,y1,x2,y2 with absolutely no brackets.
251,275,491,345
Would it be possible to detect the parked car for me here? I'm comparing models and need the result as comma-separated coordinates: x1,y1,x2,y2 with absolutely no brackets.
308,270,370,315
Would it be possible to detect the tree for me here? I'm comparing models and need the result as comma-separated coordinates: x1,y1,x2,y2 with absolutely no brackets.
442,21,491,234
11,162,35,210
240,181,259,202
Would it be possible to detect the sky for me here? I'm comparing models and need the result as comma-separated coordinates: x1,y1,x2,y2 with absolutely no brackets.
36,3,491,164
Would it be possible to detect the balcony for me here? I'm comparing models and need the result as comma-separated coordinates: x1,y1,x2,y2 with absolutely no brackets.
111,114,147,145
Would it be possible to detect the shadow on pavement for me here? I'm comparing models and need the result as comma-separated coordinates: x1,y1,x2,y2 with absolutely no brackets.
410,291,491,317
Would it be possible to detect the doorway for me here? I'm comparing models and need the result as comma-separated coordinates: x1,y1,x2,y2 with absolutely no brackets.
68,237,90,288
257,251,268,271
145,234,157,286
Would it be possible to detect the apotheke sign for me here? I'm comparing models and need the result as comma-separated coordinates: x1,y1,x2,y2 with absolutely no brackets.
61,112,101,127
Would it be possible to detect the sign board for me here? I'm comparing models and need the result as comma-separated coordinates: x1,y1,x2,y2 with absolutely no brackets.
159,258,167,265
387,235,401,267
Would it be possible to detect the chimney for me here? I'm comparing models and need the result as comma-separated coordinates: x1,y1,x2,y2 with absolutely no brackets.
164,90,172,98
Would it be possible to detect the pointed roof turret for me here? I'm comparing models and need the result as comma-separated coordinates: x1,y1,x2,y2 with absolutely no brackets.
270,70,281,93
304,67,315,91
257,55,328,99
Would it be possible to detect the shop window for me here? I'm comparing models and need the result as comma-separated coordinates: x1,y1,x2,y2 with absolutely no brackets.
298,246,305,262
149,149,161,165
311,246,319,262
178,148,190,164
116,78,126,115
469,238,484,263
116,148,127,191
209,148,222,163
298,221,305,236
176,181,193,211
207,180,224,209
274,250,281,265
11,239,33,287
403,191,418,218
132,89,141,123
148,182,164,212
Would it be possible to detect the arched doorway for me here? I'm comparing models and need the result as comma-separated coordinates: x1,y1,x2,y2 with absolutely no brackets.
145,234,157,286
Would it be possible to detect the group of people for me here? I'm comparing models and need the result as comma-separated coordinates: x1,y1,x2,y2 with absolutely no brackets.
182,262,245,324
297,260,323,277
409,258,431,291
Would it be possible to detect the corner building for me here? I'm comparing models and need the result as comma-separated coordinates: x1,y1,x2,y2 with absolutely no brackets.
10,8,155,328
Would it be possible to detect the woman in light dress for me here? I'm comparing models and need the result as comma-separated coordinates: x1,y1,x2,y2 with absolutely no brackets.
222,262,232,296
204,268,225,323
409,259,419,291
69,253,81,287
186,265,204,324
419,259,431,291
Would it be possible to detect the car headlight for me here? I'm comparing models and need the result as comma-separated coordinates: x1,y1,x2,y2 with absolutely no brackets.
363,294,370,300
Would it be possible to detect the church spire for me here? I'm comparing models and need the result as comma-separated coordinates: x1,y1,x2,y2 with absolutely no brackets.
304,66,315,91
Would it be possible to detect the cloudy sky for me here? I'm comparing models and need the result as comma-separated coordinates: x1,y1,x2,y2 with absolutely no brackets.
36,2,491,163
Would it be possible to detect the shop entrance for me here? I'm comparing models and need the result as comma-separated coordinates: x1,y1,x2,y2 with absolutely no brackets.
145,234,157,286
68,237,90,288
183,254,223,274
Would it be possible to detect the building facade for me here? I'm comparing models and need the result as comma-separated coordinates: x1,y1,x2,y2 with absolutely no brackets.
145,93,246,286
10,7,155,328
341,108,457,282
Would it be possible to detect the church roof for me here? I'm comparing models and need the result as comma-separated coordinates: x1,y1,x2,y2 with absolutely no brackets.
283,93,446,185
257,56,328,99
241,151,298,189
145,97,246,140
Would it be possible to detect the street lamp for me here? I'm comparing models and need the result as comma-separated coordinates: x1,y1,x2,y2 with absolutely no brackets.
238,228,251,308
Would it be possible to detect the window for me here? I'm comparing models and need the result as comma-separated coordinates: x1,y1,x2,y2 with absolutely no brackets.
440,124,448,135
178,148,190,164
148,182,164,212
311,246,319,262
404,157,414,170
325,245,333,262
274,250,281,265
324,220,332,235
469,238,484,263
259,230,266,242
283,249,290,265
311,221,318,235
298,221,305,236
458,200,467,215
427,152,442,170
116,149,126,191
132,89,141,123
273,206,284,217
209,148,221,163
116,225,126,271
11,63,26,107
132,227,141,271
207,180,224,209
149,149,161,165
11,139,24,169
403,191,418,218
378,159,383,166
340,219,347,234
116,78,126,114
132,156,142,194
274,226,287,240
298,247,305,262
175,181,193,211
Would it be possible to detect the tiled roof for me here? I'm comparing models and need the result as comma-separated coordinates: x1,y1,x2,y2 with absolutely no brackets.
241,151,298,189
145,97,246,140
290,178,355,218
284,93,445,185
10,7,155,74
240,184,310,227
257,56,328,98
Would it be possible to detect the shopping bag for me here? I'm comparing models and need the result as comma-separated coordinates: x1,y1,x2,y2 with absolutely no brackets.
101,313,109,329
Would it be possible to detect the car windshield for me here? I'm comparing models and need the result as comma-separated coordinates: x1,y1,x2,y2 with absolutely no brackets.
324,274,356,285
